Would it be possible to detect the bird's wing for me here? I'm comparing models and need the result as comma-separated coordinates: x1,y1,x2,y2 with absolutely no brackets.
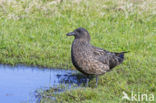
92,46,123,69
92,46,109,55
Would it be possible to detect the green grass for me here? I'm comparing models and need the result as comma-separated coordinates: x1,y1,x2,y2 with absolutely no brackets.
0,0,156,102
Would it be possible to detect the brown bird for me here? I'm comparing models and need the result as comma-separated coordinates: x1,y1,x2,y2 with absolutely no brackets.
66,27,128,87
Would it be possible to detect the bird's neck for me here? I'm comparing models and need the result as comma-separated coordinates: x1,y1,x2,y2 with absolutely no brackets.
73,39,90,47
75,38,90,43
74,36,90,42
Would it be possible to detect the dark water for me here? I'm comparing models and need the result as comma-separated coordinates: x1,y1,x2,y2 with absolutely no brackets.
0,64,87,103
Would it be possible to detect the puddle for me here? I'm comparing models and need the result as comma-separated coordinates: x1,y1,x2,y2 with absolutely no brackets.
0,64,87,103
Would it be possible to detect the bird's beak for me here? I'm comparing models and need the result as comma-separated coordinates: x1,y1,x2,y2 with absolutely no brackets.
66,32,75,36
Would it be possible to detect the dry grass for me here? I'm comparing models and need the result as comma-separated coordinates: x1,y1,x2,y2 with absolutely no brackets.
0,0,155,20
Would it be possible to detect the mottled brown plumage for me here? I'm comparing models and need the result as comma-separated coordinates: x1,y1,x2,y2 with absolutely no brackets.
66,27,128,87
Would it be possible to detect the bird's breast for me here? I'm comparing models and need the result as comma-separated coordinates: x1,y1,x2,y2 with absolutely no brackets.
71,40,91,58
71,40,92,68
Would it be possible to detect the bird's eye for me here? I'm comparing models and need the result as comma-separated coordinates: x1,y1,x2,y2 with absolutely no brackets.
77,29,81,33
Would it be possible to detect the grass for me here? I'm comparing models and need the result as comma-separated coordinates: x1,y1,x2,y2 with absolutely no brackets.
0,0,156,102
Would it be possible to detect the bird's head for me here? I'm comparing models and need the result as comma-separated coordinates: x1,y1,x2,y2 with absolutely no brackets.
66,27,90,42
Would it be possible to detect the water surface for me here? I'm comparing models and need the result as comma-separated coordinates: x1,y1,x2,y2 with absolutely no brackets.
0,64,86,103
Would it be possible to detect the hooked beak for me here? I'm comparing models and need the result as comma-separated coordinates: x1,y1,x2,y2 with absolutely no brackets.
66,32,76,36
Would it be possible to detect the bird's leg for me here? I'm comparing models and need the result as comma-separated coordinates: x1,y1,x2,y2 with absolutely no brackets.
96,75,98,88
86,75,89,87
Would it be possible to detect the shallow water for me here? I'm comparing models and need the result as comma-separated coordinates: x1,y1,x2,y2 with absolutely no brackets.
0,64,87,103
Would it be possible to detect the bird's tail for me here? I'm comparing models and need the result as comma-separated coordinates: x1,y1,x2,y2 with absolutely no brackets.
115,51,129,63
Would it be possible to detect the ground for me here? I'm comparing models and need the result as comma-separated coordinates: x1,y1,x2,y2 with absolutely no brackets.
0,0,155,103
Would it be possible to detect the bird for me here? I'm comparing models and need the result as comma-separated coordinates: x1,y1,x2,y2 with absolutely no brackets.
66,27,128,87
